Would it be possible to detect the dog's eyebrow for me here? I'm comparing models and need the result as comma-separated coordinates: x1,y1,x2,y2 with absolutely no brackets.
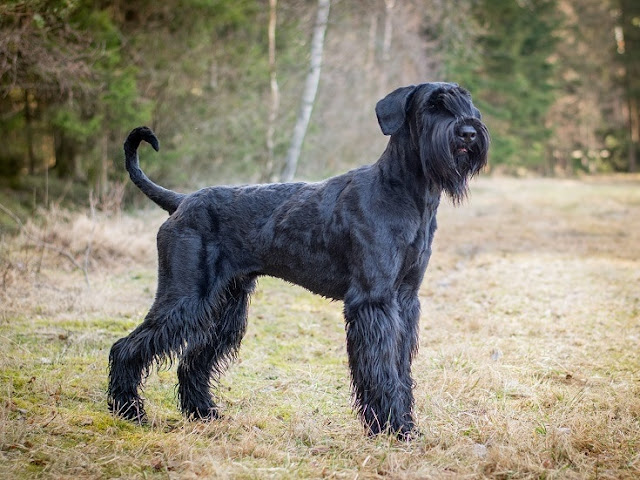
438,89,475,117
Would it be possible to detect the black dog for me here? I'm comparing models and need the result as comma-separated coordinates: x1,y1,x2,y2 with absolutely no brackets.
108,82,489,437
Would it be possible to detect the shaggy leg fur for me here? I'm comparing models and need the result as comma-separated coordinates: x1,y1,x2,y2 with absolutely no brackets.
177,277,255,419
107,308,172,423
345,296,416,436
108,222,233,422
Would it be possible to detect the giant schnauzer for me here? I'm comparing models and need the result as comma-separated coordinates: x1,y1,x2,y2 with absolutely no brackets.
108,82,489,437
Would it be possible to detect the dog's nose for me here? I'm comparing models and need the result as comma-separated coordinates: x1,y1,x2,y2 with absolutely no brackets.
458,125,477,144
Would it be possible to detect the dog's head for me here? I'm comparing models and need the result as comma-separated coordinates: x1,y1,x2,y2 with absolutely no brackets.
376,82,489,202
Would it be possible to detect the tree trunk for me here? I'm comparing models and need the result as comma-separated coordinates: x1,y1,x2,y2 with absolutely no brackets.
382,0,394,63
628,96,638,172
280,0,330,182
262,0,280,182
620,0,640,172
24,89,36,175
54,129,78,178
379,0,395,95
99,131,109,202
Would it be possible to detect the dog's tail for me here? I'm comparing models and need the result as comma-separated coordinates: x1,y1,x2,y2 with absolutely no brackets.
124,126,185,215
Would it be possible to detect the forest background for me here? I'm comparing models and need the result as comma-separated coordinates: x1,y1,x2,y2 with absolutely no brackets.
1,0,639,215
2,3,640,478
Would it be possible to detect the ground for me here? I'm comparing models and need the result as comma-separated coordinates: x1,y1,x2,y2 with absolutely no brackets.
0,176,639,479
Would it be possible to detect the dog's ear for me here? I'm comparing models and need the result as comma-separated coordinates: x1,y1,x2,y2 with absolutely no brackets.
375,85,417,136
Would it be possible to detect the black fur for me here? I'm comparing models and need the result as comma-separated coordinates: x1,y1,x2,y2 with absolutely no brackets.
107,82,489,437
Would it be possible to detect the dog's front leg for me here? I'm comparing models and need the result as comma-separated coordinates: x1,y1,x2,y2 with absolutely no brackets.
344,295,415,437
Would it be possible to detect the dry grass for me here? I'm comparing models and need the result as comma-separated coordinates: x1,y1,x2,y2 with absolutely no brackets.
1,176,639,479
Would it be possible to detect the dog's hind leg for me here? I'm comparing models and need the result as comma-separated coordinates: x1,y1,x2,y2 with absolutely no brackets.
177,276,255,420
108,223,223,422
107,300,187,423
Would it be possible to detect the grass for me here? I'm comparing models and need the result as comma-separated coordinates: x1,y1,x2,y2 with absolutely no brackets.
1,176,639,479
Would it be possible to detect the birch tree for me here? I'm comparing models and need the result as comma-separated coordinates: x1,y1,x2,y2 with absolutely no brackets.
379,0,394,95
262,0,280,181
280,0,330,182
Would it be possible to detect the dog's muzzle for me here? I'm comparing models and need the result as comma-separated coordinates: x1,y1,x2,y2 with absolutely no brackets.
454,124,478,156
457,125,477,144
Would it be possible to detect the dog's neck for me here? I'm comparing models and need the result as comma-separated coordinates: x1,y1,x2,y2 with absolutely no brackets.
376,126,443,200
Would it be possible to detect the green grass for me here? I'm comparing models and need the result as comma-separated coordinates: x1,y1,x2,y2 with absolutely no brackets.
1,177,640,478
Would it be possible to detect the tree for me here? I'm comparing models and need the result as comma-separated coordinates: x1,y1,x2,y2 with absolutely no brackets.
263,0,280,182
0,1,99,178
439,0,562,171
280,0,331,182
618,0,640,172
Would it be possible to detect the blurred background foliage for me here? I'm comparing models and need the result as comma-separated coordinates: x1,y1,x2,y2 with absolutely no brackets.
1,0,639,211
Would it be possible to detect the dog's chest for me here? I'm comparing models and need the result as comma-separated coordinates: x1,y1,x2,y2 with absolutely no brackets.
401,203,439,275
404,225,428,268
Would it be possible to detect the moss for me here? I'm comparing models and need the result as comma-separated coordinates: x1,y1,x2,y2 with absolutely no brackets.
1,178,640,478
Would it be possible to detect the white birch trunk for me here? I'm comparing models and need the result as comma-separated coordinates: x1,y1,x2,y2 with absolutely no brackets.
280,0,330,182
379,0,394,96
263,0,280,182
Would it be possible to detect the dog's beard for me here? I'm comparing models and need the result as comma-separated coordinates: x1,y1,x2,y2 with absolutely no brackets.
420,118,489,203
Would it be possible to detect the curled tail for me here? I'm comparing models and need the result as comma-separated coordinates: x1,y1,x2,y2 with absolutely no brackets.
124,126,185,214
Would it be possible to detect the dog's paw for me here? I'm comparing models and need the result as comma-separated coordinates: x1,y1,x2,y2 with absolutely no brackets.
183,405,220,422
396,425,422,442
108,398,147,425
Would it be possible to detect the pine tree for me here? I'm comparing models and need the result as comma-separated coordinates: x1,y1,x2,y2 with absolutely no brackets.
444,0,562,170
618,0,640,172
